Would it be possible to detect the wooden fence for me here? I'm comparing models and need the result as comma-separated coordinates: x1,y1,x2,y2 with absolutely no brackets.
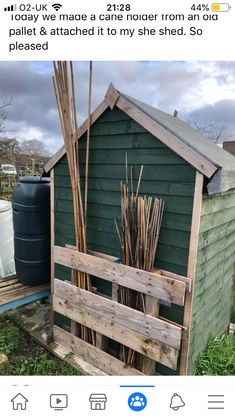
52,245,191,375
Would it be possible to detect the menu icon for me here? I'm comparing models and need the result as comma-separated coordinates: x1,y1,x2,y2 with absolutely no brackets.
208,394,225,410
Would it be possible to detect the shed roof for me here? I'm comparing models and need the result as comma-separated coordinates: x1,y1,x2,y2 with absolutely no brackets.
45,84,235,195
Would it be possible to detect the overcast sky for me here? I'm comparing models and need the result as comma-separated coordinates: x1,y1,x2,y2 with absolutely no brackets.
0,61,235,154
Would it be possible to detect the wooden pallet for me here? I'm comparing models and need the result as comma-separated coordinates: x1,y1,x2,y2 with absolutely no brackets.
0,275,50,314
52,245,191,375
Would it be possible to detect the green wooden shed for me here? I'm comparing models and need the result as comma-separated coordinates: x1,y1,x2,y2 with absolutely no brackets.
45,84,235,375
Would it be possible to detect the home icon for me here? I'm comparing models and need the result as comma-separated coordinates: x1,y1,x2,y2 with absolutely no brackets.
89,393,107,410
11,393,28,410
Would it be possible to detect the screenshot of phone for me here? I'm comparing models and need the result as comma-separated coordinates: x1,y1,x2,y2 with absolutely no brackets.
0,0,234,416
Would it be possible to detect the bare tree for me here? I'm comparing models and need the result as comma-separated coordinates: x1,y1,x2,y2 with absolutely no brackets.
0,99,13,136
188,120,232,144
0,138,20,164
0,100,20,164
0,106,7,134
20,139,50,157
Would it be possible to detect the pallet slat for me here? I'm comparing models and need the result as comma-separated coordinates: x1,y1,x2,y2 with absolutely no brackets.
67,246,191,289
0,278,18,288
54,279,182,350
54,246,186,305
0,283,27,295
53,295,178,369
53,325,144,376
0,282,50,304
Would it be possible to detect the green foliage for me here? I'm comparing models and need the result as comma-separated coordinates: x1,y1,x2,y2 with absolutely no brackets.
0,318,23,355
0,317,79,376
0,173,15,200
1,350,78,376
194,334,235,375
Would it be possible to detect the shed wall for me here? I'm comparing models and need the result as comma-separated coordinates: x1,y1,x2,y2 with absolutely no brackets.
53,107,196,373
188,191,235,373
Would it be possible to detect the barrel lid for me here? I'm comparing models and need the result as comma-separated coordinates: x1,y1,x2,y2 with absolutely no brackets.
0,199,11,212
19,176,50,184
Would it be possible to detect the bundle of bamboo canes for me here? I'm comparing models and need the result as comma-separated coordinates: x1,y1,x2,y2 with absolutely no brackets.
53,61,93,343
116,160,165,365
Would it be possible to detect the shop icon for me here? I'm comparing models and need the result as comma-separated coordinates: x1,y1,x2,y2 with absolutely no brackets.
89,393,107,410
128,392,147,411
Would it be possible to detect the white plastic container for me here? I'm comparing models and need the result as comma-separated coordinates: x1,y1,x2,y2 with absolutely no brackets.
0,199,15,278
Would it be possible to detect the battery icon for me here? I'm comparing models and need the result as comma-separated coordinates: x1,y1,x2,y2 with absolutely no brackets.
211,3,231,11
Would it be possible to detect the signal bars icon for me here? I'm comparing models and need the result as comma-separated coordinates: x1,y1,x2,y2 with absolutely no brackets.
4,4,16,11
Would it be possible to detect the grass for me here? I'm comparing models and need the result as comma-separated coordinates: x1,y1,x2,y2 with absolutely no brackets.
194,334,235,375
195,288,235,375
0,316,80,375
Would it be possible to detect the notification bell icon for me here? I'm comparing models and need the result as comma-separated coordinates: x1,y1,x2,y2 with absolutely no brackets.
169,393,185,411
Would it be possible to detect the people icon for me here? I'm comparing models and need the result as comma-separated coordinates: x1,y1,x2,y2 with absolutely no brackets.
128,392,147,411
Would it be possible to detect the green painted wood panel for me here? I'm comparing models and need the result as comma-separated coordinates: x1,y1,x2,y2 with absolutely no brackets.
55,176,195,197
54,187,193,215
79,133,167,149
78,148,187,165
96,107,130,122
188,192,235,374
200,206,235,233
55,215,190,249
90,119,149,136
56,162,195,182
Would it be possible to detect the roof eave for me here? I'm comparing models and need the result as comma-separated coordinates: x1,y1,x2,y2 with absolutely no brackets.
44,83,217,178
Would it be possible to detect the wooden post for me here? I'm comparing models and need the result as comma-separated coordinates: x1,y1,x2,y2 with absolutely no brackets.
50,169,55,306
141,295,159,375
95,278,117,351
70,268,80,337
180,171,203,375
32,159,35,175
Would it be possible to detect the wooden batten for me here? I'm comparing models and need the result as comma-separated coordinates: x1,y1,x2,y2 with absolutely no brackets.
141,295,159,374
50,169,55,294
180,171,204,375
54,326,144,376
53,294,178,369
65,244,120,263
54,278,182,350
50,168,55,328
54,246,186,306
0,282,50,314
151,268,192,291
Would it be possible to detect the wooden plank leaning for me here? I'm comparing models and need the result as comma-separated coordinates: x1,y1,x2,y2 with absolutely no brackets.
53,293,178,369
54,326,144,376
54,278,182,351
54,245,186,306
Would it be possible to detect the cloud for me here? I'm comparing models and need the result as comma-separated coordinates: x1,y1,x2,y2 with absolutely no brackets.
183,99,235,141
0,61,235,153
